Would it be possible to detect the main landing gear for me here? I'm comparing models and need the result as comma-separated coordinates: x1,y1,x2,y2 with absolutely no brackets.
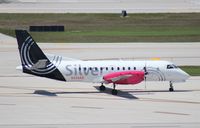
99,83,118,95
169,81,174,92
111,83,118,95
99,83,106,91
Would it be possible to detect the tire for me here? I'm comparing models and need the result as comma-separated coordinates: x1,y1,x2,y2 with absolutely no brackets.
99,85,106,91
169,87,174,92
112,90,118,95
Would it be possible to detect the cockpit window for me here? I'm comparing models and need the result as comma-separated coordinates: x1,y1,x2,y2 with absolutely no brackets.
172,64,178,68
167,64,178,69
167,65,173,69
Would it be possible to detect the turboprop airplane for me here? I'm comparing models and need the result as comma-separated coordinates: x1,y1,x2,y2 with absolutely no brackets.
15,30,190,95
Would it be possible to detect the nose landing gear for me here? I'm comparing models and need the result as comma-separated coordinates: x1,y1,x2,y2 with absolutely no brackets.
169,81,174,92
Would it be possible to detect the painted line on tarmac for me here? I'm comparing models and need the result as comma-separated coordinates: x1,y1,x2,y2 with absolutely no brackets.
155,111,190,116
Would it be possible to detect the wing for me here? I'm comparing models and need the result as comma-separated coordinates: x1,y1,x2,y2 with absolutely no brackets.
103,71,144,85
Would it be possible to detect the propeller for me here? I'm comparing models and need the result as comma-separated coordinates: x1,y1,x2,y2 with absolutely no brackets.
143,61,148,91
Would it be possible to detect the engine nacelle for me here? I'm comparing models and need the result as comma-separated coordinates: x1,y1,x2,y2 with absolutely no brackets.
103,71,144,85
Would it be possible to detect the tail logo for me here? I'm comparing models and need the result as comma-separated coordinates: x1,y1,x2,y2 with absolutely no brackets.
20,36,58,75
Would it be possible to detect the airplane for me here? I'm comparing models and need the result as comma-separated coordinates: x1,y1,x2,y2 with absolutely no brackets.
15,30,190,95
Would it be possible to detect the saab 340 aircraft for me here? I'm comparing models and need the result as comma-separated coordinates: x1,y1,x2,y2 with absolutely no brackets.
15,30,189,95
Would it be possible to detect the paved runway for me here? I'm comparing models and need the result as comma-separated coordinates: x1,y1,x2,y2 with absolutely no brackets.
0,76,200,127
0,33,200,127
0,0,200,13
39,43,200,66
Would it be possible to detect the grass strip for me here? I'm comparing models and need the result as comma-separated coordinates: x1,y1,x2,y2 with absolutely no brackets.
0,13,200,42
179,66,200,76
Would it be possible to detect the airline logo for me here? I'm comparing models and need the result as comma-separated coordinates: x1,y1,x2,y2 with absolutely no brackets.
20,36,57,75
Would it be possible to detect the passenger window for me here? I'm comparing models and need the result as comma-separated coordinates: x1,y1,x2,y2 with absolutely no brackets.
106,67,108,70
79,67,81,71
111,67,114,70
100,67,103,70
134,67,136,70
117,67,120,70
95,67,98,70
128,67,131,70
84,67,87,71
123,67,125,70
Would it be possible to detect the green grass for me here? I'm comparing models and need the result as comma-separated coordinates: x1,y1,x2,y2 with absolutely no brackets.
0,13,200,42
60,28,200,36
179,66,200,76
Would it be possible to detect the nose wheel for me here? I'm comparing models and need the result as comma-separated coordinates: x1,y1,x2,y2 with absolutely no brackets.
169,81,174,92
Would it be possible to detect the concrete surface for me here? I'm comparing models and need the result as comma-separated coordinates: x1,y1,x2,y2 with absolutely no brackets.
0,76,200,128
0,0,200,13
38,43,200,66
0,33,200,127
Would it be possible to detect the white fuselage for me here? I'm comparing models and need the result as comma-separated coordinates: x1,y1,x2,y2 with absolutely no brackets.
54,60,189,84
15,30,190,94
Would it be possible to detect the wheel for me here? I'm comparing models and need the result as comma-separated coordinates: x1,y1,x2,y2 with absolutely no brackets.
169,87,174,92
99,85,106,91
111,89,118,95
169,81,174,92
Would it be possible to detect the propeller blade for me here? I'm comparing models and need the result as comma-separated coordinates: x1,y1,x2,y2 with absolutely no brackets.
144,61,147,90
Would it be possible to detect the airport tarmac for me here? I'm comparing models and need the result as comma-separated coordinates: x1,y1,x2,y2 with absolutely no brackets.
0,0,200,13
0,33,200,127
0,76,200,127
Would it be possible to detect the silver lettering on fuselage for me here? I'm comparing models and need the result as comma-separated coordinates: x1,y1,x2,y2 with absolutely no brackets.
65,64,103,76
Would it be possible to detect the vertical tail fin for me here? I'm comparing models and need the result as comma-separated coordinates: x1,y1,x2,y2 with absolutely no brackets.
15,30,66,81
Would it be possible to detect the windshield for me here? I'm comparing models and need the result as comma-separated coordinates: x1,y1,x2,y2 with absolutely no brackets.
167,64,178,69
